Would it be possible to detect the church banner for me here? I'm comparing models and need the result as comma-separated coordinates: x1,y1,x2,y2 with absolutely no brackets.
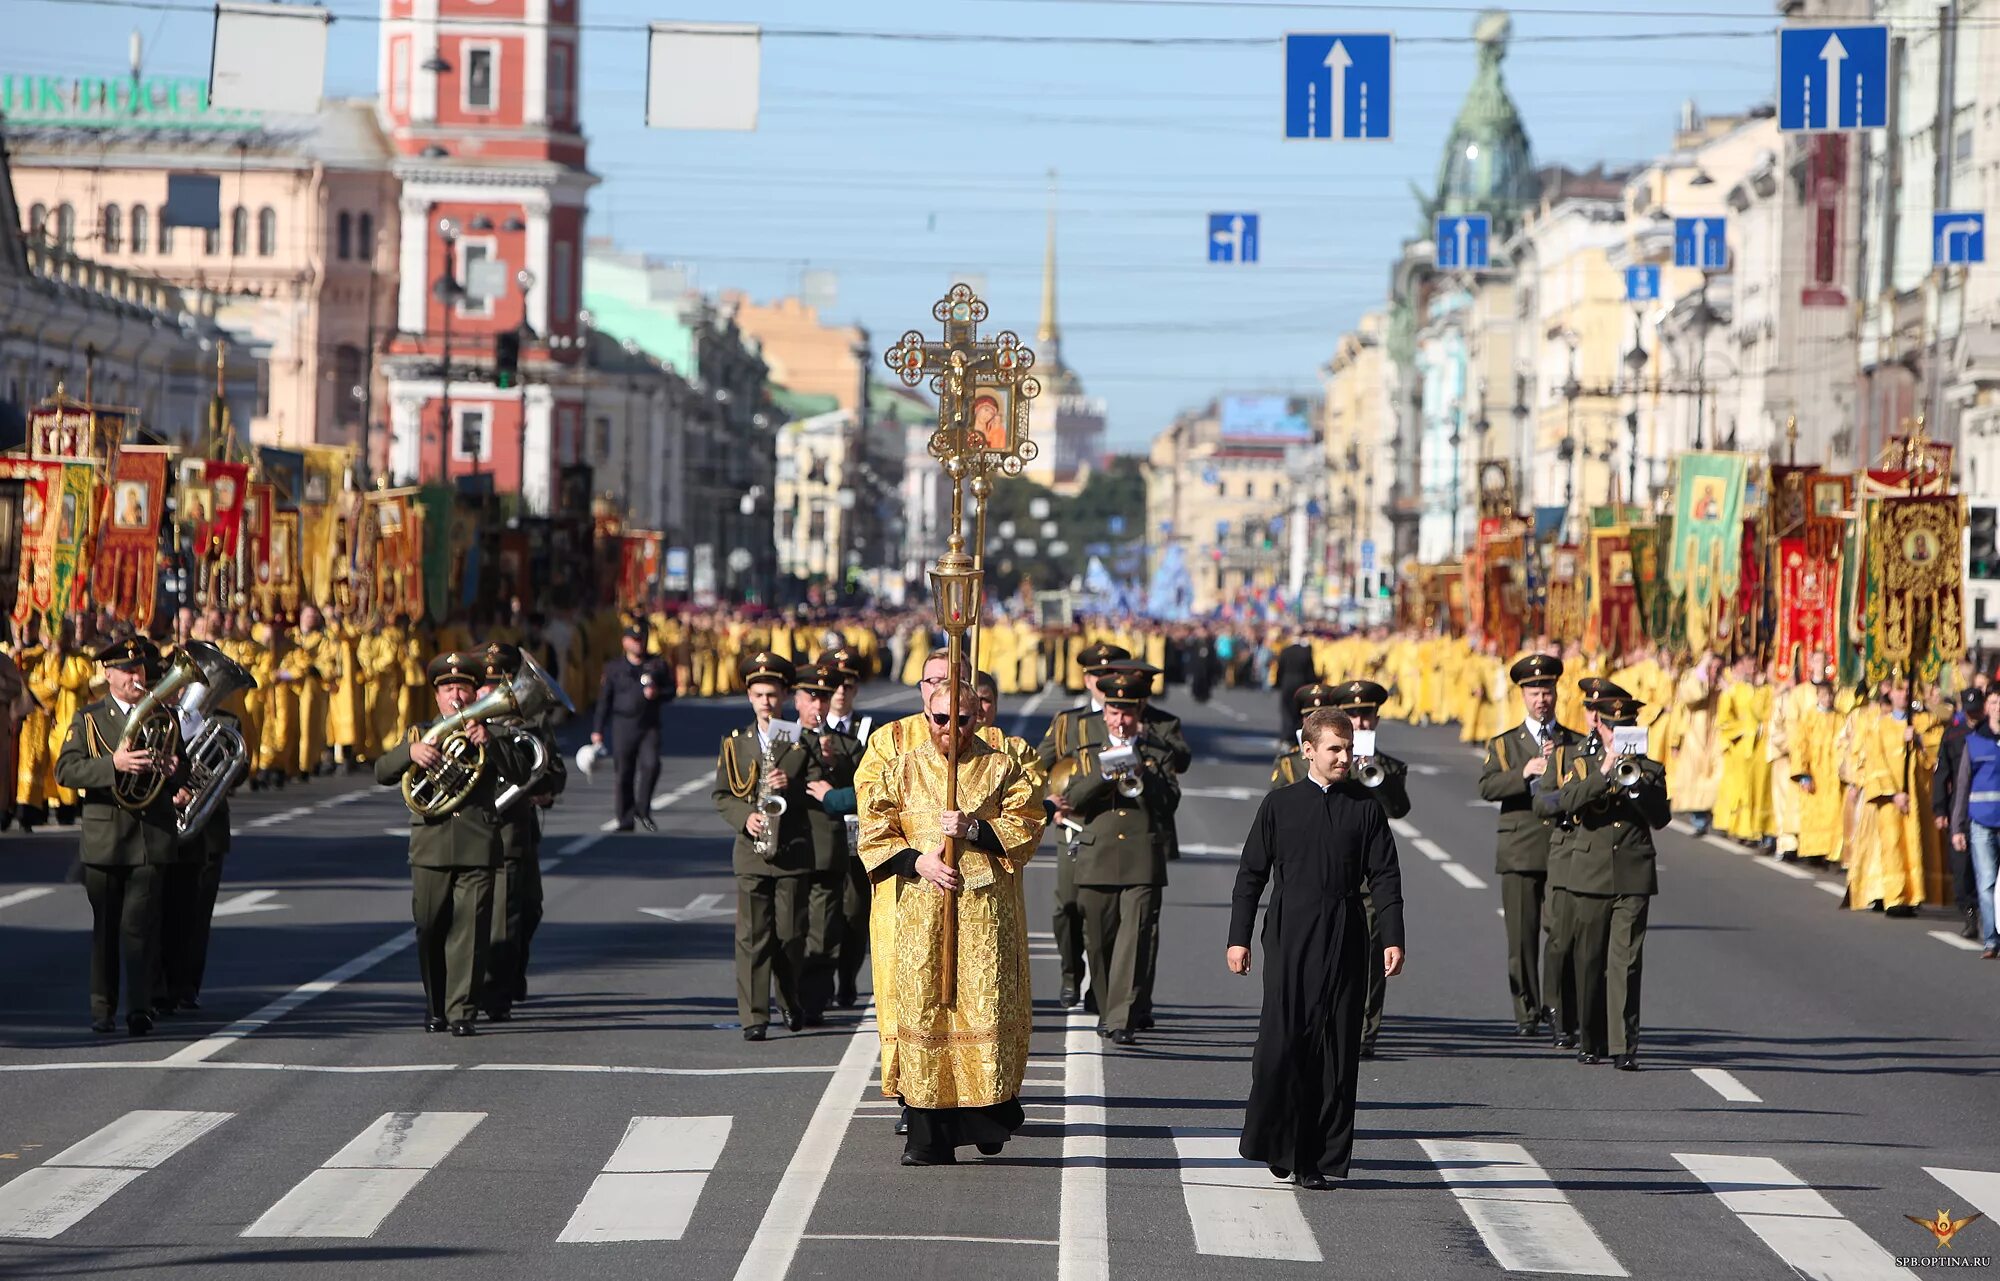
1545,544,1585,645
1775,536,1839,670
1670,452,1750,654
1837,502,1870,690
1587,526,1639,657
50,463,98,621
298,445,351,609
619,531,663,610
1628,523,1671,648
1863,494,1964,688
3,458,60,632
95,448,169,632
366,488,424,622
268,509,301,616
243,481,273,610
418,486,455,622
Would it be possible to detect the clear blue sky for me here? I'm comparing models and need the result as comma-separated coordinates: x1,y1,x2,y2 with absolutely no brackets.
12,0,1778,448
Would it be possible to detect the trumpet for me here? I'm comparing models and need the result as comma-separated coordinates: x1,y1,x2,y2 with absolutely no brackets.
1610,755,1647,791
1353,757,1387,789
1099,743,1146,800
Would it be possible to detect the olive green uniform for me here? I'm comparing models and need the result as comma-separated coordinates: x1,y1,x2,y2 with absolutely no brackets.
712,727,815,1031
158,711,241,1009
1479,721,1582,1030
1534,748,1667,1057
798,722,862,1018
1061,733,1180,1034
377,729,530,1025
57,698,187,1024
1040,705,1107,999
1538,736,1601,1043
485,719,566,1018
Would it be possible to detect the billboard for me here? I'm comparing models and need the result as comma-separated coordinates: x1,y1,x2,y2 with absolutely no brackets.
1219,394,1312,441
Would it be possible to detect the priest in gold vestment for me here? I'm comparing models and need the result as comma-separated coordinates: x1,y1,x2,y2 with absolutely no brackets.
858,674,1046,1166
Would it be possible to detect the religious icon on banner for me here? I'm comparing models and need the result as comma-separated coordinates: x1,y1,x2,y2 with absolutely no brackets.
1903,528,1939,565
113,482,149,530
1811,478,1847,516
184,487,214,534
271,522,293,582
970,392,1009,452
23,484,44,534
1609,550,1634,587
378,499,403,532
215,471,240,515
1690,477,1725,523
57,491,77,545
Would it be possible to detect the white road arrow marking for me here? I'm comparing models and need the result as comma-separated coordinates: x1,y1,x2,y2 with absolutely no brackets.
640,894,732,924
212,890,288,919
1819,32,1847,128
1324,41,1350,139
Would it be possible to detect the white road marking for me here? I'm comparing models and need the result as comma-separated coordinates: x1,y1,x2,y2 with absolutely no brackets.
1673,1153,1914,1280
640,893,732,924
211,889,288,918
244,1111,485,1238
1389,818,1420,839
1668,820,1700,836
1929,930,1986,952
1441,863,1489,890
1815,882,1846,897
0,1110,232,1239
1703,835,1747,855
1756,860,1816,881
166,929,418,1064
1409,763,1444,776
1413,838,1452,863
0,887,56,912
1171,1128,1319,1261
1181,785,1262,801
1923,1166,2000,1225
1177,842,1241,858
1009,684,1056,737
560,1116,732,1243
650,774,713,809
1061,1007,1111,1281
557,832,605,858
1420,1139,1628,1276
806,1233,1058,1246
730,1010,881,1281
472,1062,838,1077
1691,1068,1762,1103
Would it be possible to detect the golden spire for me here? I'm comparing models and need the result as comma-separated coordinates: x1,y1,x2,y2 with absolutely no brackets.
1038,167,1060,351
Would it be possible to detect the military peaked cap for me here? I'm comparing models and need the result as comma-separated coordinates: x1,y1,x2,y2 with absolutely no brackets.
738,651,796,689
1510,653,1563,688
1078,642,1132,674
1333,679,1389,711
428,651,479,688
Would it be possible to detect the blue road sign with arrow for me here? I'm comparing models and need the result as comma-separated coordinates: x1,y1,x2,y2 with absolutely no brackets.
1674,217,1728,270
1625,264,1661,302
1284,33,1392,141
1778,25,1888,132
1208,213,1260,263
1434,214,1490,270
1934,211,1986,266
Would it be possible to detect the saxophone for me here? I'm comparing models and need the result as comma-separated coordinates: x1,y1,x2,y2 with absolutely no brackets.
751,728,789,859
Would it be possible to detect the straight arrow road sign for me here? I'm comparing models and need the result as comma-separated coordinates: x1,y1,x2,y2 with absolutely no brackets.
1284,33,1392,140
640,894,733,924
1625,264,1661,301
1778,25,1887,131
1434,214,1490,270
1674,217,1728,270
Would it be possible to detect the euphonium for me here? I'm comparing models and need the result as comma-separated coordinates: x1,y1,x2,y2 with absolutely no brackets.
404,650,571,817
111,644,213,812
171,642,258,836
1099,743,1146,800
492,727,550,815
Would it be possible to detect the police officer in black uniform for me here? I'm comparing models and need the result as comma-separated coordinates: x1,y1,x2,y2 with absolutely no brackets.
593,624,671,831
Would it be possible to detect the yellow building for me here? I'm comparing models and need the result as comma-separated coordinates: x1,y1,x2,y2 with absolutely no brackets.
1321,311,1397,608
1145,396,1313,615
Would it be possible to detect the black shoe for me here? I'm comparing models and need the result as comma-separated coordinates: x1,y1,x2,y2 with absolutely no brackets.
976,1141,1003,1156
1965,910,1983,941
1613,1053,1639,1072
126,1011,155,1037
1553,1033,1579,1051
836,980,859,1008
900,1149,956,1166
1058,985,1079,1009
91,1017,115,1033
785,1009,806,1033
1537,1005,1556,1026
1359,1042,1376,1060
177,997,201,1012
484,1007,512,1023
1269,1166,1291,1181
1301,1173,1333,1190
1515,1024,1540,1037
449,1020,477,1037
895,1108,910,1136
425,1017,448,1033
1576,1050,1603,1065
1135,1013,1155,1031
743,1025,767,1042
1885,904,1918,918
637,813,657,832
1111,1028,1136,1046
152,1002,176,1019
614,822,635,833
1083,991,1099,1015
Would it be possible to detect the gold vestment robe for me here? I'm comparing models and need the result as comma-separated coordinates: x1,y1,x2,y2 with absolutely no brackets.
857,719,1046,1111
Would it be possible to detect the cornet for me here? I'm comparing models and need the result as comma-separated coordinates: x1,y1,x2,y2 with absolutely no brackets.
1354,757,1387,789
1610,755,1647,792
1098,743,1146,800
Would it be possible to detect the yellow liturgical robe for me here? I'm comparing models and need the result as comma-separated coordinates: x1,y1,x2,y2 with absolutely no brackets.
857,719,1046,1111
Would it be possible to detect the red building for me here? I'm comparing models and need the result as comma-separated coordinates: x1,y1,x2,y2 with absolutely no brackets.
377,0,597,508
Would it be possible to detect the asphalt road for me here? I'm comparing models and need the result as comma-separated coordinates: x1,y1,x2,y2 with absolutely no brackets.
1,681,1996,1280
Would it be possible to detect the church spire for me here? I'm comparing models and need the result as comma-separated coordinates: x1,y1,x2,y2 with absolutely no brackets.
1039,168,1061,353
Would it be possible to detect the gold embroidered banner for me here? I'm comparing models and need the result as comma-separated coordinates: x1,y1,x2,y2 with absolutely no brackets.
268,509,301,616
3,458,60,632
298,445,352,608
1864,495,1963,688
1546,544,1586,645
50,463,98,621
365,488,424,622
1587,526,1640,657
96,448,169,631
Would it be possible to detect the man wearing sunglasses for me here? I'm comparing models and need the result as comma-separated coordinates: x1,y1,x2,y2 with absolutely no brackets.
856,668,1046,1165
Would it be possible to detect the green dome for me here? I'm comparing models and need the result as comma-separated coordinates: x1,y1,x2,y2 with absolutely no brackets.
1423,11,1537,240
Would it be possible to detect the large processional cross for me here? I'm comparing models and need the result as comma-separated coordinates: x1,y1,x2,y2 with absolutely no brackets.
883,284,1041,1005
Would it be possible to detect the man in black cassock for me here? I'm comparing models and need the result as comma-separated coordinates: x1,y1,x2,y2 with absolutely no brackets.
1227,706,1405,1190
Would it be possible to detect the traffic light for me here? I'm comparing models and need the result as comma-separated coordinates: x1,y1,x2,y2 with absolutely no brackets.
494,331,521,389
1971,506,1999,580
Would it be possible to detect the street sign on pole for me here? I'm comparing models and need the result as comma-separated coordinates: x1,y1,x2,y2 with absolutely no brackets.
1777,25,1888,132
1433,214,1490,270
1934,211,1986,266
1360,540,1376,573
1625,264,1661,302
1208,213,1260,263
1283,33,1392,141
1674,217,1728,270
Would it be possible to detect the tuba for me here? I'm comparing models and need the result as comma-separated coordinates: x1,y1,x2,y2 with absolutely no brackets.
404,650,572,817
172,643,258,836
112,642,236,812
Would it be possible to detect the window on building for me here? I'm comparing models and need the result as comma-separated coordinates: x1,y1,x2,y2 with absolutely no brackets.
55,203,75,251
779,507,796,546
550,44,571,124
157,207,173,253
807,503,827,545
336,211,352,261
457,240,495,316
333,344,364,423
231,206,249,257
26,203,47,242
455,407,488,459
101,205,122,253
389,40,409,116
552,240,573,322
1954,129,1973,166
465,45,496,111
257,207,276,257
204,224,221,256
130,205,149,255
256,360,271,417
594,416,611,458
357,213,374,261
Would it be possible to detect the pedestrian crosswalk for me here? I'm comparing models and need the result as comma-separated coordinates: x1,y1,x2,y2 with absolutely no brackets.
2,1105,1991,1277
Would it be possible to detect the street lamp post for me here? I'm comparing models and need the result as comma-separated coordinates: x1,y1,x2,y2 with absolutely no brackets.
1622,317,1648,507
1560,335,1581,537
1692,273,1713,451
434,216,461,486
1448,401,1464,553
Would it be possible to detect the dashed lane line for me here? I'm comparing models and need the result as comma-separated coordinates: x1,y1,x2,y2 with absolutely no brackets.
0,887,57,912
1690,1068,1763,1104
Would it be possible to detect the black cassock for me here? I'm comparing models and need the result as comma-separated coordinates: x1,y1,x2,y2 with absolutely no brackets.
1229,778,1405,1178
